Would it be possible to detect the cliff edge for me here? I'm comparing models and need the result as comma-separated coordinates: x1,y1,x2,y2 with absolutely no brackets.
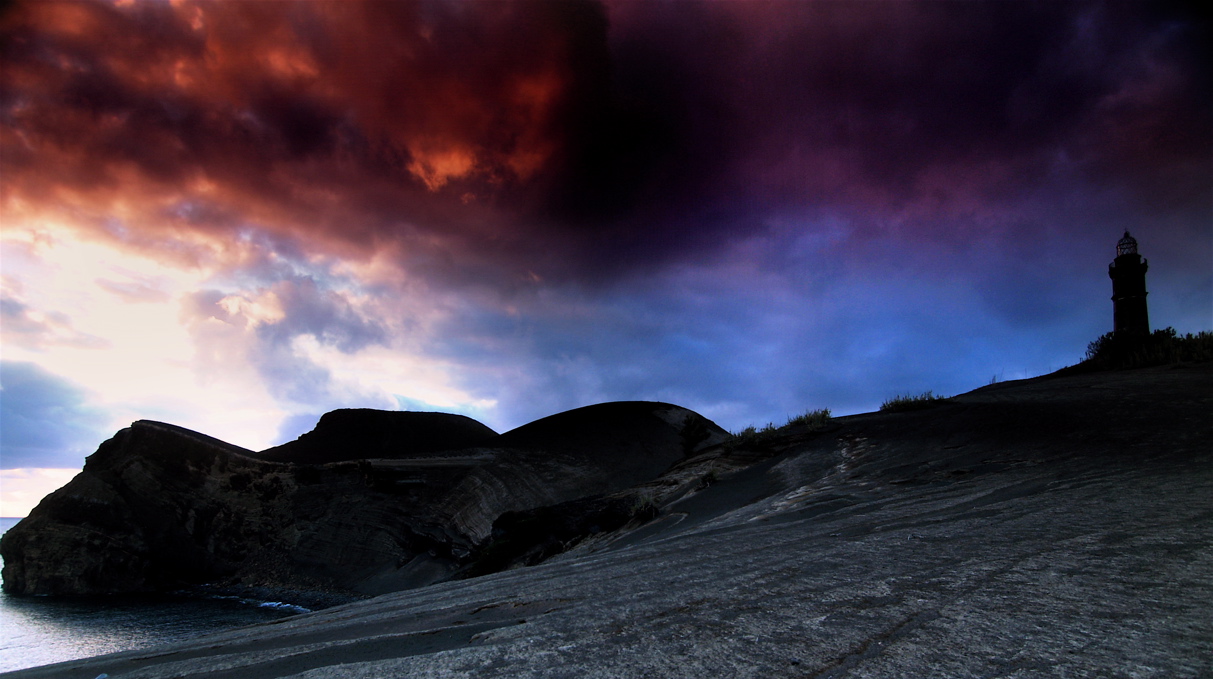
0,403,727,597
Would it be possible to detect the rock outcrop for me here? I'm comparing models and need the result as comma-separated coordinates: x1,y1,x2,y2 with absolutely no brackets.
0,403,728,597
253,410,498,464
5,363,1209,678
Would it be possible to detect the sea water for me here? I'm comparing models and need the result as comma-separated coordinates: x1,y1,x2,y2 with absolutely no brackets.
0,517,306,673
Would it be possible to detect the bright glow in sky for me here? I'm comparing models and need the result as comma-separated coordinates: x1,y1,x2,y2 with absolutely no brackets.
1,0,1210,516
2,226,283,444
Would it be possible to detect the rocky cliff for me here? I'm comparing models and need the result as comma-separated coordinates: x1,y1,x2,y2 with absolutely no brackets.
0,403,728,598
4,363,1208,674
6,363,1209,678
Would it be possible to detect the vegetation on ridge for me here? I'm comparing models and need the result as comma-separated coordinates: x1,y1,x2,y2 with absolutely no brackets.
1076,327,1213,371
879,391,948,413
787,408,834,429
728,408,833,448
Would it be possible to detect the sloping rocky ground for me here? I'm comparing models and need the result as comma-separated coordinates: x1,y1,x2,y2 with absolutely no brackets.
4,363,1211,678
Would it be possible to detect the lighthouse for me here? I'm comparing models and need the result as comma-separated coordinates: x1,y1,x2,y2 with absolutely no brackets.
1108,231,1149,336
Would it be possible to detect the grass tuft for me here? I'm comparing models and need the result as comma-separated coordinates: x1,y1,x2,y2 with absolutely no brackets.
726,407,833,450
628,491,658,519
879,391,947,413
787,408,832,431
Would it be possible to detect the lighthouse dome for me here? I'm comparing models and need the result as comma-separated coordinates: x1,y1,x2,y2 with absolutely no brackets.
1117,231,1138,257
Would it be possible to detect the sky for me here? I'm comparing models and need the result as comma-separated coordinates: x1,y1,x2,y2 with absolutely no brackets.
1,0,1210,516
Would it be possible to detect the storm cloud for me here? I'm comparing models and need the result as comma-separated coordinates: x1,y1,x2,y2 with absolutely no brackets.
0,0,1209,468
3,1,1207,275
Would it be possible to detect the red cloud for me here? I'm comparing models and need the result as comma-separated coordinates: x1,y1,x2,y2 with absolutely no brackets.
1,0,1207,284
1,0,607,271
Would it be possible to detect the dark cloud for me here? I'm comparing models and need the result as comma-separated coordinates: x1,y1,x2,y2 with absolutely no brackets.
3,0,1205,285
0,361,109,468
1,1,1208,436
0,0,614,260
551,1,1211,266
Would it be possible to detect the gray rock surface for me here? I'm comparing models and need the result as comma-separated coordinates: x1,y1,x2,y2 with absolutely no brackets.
3,364,1210,677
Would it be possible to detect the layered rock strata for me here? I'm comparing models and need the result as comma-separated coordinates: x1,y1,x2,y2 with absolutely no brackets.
0,403,727,597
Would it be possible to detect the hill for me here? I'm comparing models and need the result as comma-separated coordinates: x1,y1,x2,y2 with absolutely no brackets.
3,363,1211,677
0,403,725,598
253,410,499,464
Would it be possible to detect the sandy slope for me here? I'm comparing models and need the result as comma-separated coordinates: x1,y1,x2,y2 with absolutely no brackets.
5,364,1210,678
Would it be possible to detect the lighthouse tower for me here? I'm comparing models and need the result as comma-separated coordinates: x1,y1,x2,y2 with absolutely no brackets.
1108,231,1149,336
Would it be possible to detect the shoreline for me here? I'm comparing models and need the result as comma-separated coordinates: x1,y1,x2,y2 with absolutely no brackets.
177,583,367,613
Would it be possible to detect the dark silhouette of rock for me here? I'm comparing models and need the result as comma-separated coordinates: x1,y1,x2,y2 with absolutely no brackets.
0,403,727,598
253,410,499,464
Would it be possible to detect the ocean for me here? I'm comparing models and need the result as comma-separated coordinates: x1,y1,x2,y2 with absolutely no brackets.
0,517,306,673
